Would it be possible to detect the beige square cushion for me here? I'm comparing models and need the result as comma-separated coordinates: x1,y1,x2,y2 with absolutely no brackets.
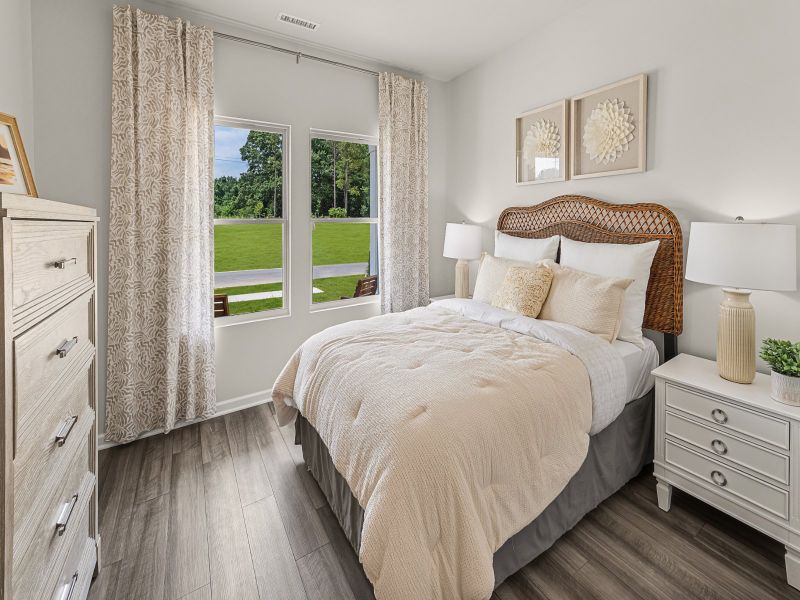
539,261,633,342
472,254,541,303
559,237,659,347
491,265,553,318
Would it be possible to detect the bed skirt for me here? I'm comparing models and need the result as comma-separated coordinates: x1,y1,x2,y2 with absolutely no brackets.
295,388,654,589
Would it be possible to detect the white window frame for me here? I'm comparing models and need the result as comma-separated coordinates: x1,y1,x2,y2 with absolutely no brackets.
213,116,292,327
308,128,380,312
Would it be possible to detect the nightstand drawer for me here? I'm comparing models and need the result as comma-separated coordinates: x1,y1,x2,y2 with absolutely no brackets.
666,411,789,484
666,383,790,451
666,440,788,520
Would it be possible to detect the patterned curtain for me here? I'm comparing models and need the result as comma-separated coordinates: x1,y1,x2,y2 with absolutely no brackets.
378,73,430,313
106,6,215,443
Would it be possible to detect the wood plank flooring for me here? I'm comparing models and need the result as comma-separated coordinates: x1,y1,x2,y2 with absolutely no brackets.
90,404,800,600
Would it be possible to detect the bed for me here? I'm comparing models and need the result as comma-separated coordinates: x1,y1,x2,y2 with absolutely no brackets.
273,195,684,599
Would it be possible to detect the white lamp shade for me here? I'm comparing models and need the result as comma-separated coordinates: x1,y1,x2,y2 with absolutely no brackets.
443,223,482,260
686,221,797,291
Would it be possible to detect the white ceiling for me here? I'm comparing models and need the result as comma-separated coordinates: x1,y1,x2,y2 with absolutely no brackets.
160,0,587,80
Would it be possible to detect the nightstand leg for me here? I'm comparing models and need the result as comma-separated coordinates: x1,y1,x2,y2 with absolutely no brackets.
786,547,800,590
656,479,672,511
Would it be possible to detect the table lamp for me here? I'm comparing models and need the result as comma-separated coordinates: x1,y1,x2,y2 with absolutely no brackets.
443,223,482,298
685,218,797,383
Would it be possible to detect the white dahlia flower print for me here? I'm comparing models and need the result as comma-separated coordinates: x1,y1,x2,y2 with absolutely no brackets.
524,119,561,162
582,98,635,164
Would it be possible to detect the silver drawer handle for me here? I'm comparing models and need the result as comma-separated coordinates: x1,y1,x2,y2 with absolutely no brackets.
711,439,728,455
54,257,77,269
57,572,79,600
56,337,78,358
711,408,728,424
55,415,78,447
711,470,728,487
55,494,78,536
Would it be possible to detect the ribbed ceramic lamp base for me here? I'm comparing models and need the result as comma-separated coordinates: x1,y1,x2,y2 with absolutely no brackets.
717,289,756,384
455,260,470,298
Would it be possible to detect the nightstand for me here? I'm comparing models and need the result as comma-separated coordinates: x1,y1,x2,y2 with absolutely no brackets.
653,354,800,590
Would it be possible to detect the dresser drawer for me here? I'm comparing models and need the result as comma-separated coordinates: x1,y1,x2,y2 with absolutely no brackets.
665,440,788,520
12,435,93,599
666,411,789,485
665,383,790,451
13,362,94,538
10,219,94,316
47,512,95,600
13,291,94,420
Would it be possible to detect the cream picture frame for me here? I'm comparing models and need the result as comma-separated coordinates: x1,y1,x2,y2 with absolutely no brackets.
570,74,647,179
515,99,568,185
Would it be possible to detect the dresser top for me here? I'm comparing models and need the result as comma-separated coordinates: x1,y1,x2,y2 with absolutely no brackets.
653,353,800,420
0,193,97,220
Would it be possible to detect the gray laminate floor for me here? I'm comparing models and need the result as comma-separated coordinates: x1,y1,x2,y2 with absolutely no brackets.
90,404,800,600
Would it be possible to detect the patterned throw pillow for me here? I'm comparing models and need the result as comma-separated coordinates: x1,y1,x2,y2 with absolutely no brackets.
491,265,554,318
473,254,541,304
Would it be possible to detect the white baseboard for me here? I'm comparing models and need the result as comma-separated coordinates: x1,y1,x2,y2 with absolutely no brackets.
97,389,272,450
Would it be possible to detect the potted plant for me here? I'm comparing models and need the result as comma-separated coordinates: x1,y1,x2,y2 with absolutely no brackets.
760,338,800,405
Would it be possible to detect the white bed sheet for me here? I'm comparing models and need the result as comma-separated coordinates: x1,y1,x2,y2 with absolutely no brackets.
611,337,659,403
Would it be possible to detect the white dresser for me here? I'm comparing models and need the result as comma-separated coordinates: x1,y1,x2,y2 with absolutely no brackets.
0,194,99,600
654,353,800,590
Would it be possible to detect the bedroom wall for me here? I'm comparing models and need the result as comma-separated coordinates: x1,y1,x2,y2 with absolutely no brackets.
0,0,34,164
437,0,800,370
29,0,448,442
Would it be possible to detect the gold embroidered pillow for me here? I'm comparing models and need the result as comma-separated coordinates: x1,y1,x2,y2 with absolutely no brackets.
491,265,554,318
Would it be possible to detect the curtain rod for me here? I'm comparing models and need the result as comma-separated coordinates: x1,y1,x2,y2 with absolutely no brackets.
213,31,380,78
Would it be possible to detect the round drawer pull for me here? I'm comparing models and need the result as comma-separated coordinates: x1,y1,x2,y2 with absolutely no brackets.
711,408,728,424
711,439,728,455
711,470,728,487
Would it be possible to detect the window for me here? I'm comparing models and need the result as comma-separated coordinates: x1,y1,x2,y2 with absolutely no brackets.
310,131,379,306
213,117,289,319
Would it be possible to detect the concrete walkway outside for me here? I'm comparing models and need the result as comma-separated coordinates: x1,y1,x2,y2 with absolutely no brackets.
215,262,368,288
228,288,323,302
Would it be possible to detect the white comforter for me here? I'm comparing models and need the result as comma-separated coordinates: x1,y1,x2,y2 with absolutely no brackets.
272,302,625,599
434,299,627,434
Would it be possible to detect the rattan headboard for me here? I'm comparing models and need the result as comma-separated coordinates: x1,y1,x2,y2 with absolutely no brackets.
497,195,683,335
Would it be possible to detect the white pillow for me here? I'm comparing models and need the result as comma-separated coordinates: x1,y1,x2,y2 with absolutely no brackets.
495,232,559,263
472,254,540,304
558,237,659,347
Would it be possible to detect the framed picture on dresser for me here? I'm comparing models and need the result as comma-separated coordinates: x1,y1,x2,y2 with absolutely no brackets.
570,74,647,179
515,99,568,185
0,112,37,196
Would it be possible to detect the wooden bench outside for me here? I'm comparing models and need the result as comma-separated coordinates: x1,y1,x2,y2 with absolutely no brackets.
214,294,230,317
342,275,378,299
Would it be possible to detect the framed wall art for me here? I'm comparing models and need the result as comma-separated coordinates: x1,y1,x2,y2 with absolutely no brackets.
570,74,647,179
515,99,568,185
0,112,37,196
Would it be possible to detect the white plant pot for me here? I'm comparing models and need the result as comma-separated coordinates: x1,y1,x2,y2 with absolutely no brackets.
771,371,800,406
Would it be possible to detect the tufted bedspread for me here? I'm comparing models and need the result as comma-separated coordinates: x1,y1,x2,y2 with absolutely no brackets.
272,304,618,599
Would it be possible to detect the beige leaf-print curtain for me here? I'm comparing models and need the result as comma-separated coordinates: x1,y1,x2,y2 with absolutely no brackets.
378,73,430,313
106,6,216,443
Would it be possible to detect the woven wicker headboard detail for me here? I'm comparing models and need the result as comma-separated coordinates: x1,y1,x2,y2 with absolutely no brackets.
497,195,683,335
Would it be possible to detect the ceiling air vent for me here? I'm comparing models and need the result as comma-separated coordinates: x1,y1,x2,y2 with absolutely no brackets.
277,13,319,32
